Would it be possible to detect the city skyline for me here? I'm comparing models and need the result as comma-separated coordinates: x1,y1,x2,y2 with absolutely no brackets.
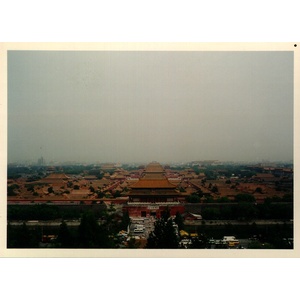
8,157,294,166
8,50,294,164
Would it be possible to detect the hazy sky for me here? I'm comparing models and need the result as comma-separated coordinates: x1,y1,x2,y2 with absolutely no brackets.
8,50,293,164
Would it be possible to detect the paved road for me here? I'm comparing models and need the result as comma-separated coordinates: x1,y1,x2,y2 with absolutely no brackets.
129,218,155,239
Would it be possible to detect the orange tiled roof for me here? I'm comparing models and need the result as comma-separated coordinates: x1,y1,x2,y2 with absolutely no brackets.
144,162,164,173
143,173,165,179
43,173,70,180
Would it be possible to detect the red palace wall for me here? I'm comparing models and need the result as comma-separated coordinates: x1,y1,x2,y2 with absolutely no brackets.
124,204,185,218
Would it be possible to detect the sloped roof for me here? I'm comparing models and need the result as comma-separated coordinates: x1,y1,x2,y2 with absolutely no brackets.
254,173,275,178
143,173,165,179
84,175,98,180
43,173,70,180
144,162,164,173
188,212,202,219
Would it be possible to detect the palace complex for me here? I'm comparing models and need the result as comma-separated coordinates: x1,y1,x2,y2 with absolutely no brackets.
123,162,185,218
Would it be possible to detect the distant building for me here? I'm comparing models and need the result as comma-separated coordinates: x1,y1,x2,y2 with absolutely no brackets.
101,163,116,171
183,212,202,221
37,156,45,166
40,173,70,184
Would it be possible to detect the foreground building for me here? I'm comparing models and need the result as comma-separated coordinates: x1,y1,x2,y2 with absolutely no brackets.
123,162,185,218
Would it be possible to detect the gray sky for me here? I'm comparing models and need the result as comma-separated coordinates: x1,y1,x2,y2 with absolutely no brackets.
8,51,293,164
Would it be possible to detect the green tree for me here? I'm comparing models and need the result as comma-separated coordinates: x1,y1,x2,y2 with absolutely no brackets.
282,193,293,202
7,187,17,196
219,197,230,203
235,193,256,203
187,194,200,203
120,211,131,230
248,240,263,249
236,202,258,221
7,222,40,248
97,173,104,180
67,181,73,188
48,186,54,194
7,222,17,248
146,217,179,249
211,185,219,193
202,207,220,219
78,212,101,248
97,191,105,198
57,221,74,248
19,222,31,247
258,201,272,219
195,189,204,198
108,203,116,213
254,187,263,194
161,207,171,222
174,212,184,231
163,218,179,248
113,190,122,198
77,211,113,248
220,205,233,219
26,184,35,192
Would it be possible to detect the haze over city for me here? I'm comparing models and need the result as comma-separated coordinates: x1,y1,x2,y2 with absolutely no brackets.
8,50,293,164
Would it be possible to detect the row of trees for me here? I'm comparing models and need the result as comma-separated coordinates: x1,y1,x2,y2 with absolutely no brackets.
201,202,292,221
7,208,293,249
146,211,216,249
7,210,131,248
7,164,107,180
7,203,110,221
61,212,114,248
191,165,257,180
185,193,293,221
146,210,179,249
8,208,185,249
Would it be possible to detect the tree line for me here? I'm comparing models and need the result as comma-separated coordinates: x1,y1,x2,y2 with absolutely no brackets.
7,203,107,221
186,193,293,221
7,210,131,248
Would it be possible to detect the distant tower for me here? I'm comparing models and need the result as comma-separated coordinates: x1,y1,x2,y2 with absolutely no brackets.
37,156,45,166
38,146,45,166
